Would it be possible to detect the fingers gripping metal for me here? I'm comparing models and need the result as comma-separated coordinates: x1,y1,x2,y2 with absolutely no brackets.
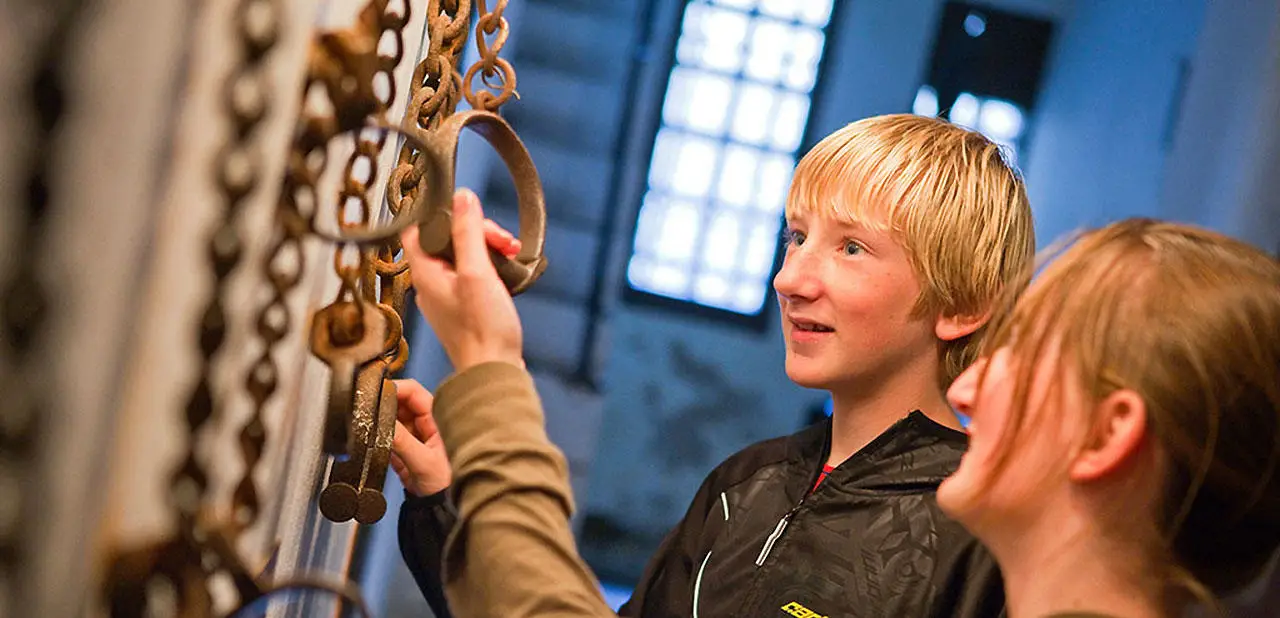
333,109,549,295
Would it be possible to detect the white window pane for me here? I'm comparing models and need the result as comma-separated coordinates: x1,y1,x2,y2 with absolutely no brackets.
743,221,781,275
978,98,1025,141
626,254,654,289
693,274,732,306
677,4,750,73
713,0,756,9
702,212,742,271
755,154,794,213
649,129,720,197
733,279,768,313
717,145,761,207
671,136,719,196
731,84,776,145
771,93,809,151
798,0,834,27
758,0,798,21
655,199,702,261
664,68,733,134
647,129,679,188
783,29,825,91
628,255,692,299
632,192,668,254
951,92,980,128
744,21,792,83
913,85,939,117
650,263,692,297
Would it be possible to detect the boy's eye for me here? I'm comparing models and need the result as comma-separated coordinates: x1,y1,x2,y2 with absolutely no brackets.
784,229,806,246
843,240,863,255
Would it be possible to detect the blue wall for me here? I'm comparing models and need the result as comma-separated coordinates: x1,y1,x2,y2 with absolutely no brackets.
1022,0,1206,246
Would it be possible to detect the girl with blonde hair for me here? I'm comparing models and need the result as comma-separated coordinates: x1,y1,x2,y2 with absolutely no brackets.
940,218,1280,617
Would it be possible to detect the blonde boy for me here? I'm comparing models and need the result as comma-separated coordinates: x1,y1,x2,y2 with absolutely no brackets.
393,114,1034,618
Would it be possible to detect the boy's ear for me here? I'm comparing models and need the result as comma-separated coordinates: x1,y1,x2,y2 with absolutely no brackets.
935,310,991,342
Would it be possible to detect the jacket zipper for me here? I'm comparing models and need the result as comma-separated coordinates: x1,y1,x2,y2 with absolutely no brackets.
755,457,829,567
755,499,805,566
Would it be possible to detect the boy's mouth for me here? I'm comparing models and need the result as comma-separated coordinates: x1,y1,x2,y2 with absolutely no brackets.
790,317,834,333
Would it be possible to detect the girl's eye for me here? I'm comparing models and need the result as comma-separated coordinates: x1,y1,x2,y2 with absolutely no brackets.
784,229,806,246
843,240,864,256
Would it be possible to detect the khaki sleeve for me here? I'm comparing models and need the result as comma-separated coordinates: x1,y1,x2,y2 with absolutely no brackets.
431,361,615,618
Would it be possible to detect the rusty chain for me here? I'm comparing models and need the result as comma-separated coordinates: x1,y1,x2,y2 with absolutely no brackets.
99,0,530,611
386,0,471,217
1,2,90,615
332,0,401,309
103,0,283,615
228,0,294,534
311,0,419,526
463,0,518,112
177,0,283,608
172,0,282,547
306,0,531,525
344,0,413,372
374,0,520,318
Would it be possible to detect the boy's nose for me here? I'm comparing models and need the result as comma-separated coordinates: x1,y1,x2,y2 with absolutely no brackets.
773,253,821,303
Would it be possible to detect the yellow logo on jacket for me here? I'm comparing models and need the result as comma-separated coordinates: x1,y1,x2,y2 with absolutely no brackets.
781,601,829,618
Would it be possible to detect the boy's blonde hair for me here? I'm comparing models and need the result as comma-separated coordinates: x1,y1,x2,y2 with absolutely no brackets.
786,114,1035,386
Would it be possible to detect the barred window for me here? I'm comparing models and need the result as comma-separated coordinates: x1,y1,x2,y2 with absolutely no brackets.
624,0,837,321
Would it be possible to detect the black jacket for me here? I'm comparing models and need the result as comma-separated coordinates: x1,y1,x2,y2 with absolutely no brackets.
399,412,1005,618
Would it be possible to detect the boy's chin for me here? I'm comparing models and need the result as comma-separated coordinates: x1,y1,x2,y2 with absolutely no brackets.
784,364,839,390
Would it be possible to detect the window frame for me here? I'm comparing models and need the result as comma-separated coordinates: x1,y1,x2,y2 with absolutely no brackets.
913,85,1032,167
620,0,843,331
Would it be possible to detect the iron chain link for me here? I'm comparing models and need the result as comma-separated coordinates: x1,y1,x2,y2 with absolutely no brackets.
1,2,91,614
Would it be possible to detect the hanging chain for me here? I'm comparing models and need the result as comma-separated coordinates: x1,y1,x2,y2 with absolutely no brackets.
331,2,394,308
388,0,519,218
171,0,281,544
462,0,517,112
1,2,90,615
311,0,417,526
308,0,531,525
342,40,407,369
101,1,283,616
375,0,509,356
346,0,412,371
387,0,471,218
251,0,355,525
171,0,281,609
224,0,290,533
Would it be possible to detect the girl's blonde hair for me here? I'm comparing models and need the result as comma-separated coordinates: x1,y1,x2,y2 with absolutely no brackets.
981,218,1280,604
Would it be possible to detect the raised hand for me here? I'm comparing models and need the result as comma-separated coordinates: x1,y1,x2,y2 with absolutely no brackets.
401,189,525,372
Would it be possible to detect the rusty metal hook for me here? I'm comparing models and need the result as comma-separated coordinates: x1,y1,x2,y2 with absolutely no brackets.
320,110,548,295
309,301,388,455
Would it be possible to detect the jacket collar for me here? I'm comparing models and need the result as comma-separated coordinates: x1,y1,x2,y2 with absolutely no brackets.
787,411,970,491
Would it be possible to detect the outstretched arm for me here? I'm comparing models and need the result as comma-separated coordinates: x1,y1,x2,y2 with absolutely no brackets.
389,216,521,618
400,189,614,617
